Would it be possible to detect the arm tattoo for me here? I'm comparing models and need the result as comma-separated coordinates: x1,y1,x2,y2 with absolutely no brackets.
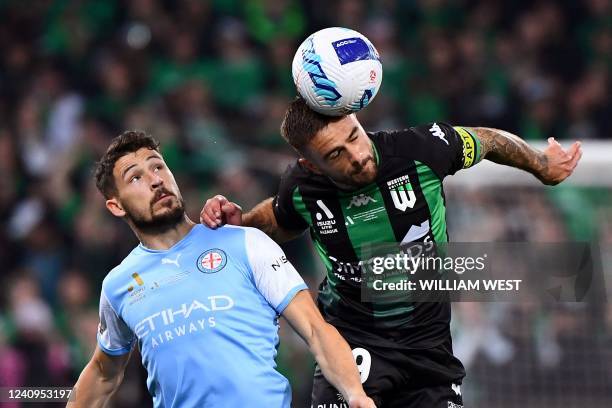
243,198,278,236
243,198,304,243
472,127,548,178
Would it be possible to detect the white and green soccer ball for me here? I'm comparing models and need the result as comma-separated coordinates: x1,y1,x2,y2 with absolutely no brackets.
291,27,383,116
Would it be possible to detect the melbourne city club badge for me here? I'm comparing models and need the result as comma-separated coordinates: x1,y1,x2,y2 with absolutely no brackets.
197,249,227,274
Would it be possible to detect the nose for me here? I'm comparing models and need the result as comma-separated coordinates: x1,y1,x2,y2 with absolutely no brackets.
150,172,164,189
346,145,364,167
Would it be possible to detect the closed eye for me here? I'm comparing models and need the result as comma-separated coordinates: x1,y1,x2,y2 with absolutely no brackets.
327,150,341,160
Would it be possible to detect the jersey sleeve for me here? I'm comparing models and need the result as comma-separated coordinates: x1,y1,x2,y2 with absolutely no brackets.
405,122,482,178
244,227,308,314
97,288,135,356
272,165,309,231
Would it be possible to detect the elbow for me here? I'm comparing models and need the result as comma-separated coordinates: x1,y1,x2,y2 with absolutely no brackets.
305,321,327,353
308,321,336,353
95,358,124,388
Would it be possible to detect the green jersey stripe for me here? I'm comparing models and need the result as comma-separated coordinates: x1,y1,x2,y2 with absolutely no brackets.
339,187,396,259
292,186,313,225
292,186,336,277
415,161,448,243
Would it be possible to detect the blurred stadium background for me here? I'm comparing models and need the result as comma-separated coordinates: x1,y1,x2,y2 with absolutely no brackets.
0,0,610,407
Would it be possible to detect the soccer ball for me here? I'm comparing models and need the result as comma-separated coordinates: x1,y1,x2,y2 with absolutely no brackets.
292,27,383,116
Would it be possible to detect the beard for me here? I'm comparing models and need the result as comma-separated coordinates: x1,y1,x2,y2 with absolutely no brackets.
334,156,377,189
122,190,186,235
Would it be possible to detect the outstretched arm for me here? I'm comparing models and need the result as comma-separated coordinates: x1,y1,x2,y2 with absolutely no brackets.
469,127,582,185
67,346,130,407
282,291,376,408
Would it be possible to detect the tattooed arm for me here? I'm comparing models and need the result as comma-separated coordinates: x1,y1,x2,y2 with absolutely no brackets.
200,196,305,243
467,127,582,185
242,197,305,243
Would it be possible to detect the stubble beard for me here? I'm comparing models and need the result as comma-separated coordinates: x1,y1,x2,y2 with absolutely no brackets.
124,196,186,235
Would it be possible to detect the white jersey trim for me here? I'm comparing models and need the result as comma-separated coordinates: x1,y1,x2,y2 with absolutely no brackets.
243,227,307,313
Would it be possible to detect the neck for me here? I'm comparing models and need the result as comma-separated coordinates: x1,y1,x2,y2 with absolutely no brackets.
134,215,196,251
328,177,360,191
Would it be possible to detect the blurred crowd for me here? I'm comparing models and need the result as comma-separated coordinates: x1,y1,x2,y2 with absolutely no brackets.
0,0,611,407
446,186,612,407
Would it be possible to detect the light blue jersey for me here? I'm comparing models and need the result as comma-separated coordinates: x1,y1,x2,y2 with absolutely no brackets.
97,224,307,407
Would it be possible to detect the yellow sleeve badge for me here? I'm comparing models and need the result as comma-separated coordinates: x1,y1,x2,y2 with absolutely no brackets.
453,126,482,168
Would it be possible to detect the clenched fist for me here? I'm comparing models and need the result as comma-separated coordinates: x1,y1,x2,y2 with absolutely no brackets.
200,195,243,228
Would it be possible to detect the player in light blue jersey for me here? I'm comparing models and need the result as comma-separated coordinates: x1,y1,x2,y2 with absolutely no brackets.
68,131,376,408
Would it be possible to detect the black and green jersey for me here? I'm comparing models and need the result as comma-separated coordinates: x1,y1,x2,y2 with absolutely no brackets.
273,122,482,349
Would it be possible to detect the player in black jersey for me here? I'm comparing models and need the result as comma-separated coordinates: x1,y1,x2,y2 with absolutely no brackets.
200,97,582,408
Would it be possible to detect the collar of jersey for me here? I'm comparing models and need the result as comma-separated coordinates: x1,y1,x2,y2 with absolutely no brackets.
136,224,200,254
371,139,380,166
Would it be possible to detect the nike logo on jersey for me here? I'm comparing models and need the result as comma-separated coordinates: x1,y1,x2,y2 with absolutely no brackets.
161,253,181,268
429,123,449,145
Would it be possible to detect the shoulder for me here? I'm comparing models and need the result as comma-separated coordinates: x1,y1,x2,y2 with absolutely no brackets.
186,224,251,260
279,161,308,189
205,224,280,257
186,224,251,244
369,128,409,145
278,159,332,193
101,247,144,303
233,226,283,262
240,225,274,243
370,127,420,155
103,247,141,283
220,226,284,276
275,161,302,198
219,225,276,248
372,123,453,153
208,223,249,239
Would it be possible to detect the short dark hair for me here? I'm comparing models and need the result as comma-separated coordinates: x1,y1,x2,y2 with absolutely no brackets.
94,130,160,199
280,97,343,151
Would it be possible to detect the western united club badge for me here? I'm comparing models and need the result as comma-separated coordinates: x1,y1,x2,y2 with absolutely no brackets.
197,249,227,274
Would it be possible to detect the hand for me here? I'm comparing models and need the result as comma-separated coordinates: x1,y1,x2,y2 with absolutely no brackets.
348,394,377,408
199,195,243,228
538,138,582,185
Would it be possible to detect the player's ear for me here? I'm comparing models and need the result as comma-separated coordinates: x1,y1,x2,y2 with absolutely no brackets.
298,158,323,175
106,197,126,217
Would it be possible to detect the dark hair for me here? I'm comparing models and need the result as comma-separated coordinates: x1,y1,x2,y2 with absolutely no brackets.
280,97,343,151
94,130,160,199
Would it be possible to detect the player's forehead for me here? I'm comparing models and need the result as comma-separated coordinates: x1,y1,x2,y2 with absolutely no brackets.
311,115,361,151
113,148,163,179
